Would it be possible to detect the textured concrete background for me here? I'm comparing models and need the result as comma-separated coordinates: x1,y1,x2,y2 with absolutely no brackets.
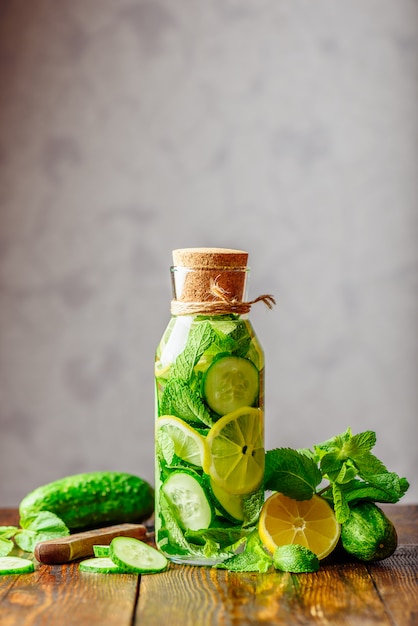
0,0,417,504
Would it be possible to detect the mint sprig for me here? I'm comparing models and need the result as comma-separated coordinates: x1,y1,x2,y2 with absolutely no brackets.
15,511,70,552
0,511,70,554
265,428,409,524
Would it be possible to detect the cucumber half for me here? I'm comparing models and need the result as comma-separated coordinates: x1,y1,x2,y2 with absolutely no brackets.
203,356,259,415
161,471,213,532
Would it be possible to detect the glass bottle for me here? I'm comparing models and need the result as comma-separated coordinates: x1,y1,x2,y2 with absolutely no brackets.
155,248,265,565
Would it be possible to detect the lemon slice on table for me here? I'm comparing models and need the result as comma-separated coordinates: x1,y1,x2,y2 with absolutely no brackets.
203,407,264,495
157,415,205,468
258,493,341,560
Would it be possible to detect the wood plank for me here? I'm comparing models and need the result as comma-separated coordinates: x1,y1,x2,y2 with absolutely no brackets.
0,561,139,626
0,508,139,626
135,559,393,626
368,546,418,626
135,565,223,626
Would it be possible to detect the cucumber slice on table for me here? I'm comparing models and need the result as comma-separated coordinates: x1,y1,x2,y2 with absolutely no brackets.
203,356,259,415
161,471,213,532
0,556,34,575
79,557,124,573
93,545,110,557
110,537,168,574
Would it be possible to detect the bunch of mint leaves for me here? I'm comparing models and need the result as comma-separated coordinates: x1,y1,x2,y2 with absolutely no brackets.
0,511,69,556
265,427,409,524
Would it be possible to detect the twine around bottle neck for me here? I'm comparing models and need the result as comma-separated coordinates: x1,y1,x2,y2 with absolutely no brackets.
170,279,276,316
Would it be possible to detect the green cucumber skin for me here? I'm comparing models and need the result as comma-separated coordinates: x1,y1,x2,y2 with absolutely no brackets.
19,472,154,531
341,502,398,562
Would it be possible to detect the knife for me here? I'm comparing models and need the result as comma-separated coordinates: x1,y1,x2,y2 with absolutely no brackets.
34,523,149,564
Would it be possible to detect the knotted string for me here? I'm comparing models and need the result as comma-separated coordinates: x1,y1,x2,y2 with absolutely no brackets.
170,278,276,316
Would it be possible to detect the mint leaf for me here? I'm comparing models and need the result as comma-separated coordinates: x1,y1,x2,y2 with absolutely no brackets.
314,427,353,458
242,488,265,527
170,322,215,380
216,531,273,573
332,482,351,523
156,429,176,466
336,473,409,505
273,544,319,573
265,448,322,500
0,526,19,557
161,378,214,426
320,456,358,484
185,526,249,551
0,537,14,557
353,451,388,480
297,447,319,462
211,318,251,357
0,526,19,539
15,511,69,553
316,429,388,484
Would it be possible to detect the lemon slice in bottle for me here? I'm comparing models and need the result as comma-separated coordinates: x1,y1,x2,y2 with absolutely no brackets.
157,416,205,468
203,407,264,495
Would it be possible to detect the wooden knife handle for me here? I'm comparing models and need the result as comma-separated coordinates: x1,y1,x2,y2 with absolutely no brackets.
34,523,147,564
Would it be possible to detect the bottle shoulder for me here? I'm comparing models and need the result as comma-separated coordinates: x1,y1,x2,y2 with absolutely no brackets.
156,314,264,370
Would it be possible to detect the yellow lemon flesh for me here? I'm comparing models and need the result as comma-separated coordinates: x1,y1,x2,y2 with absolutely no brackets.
203,407,264,495
259,492,341,560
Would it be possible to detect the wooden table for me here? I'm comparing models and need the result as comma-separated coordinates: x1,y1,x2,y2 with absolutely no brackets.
0,505,417,625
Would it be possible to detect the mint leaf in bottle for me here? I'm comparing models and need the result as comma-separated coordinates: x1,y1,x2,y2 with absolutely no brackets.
169,321,215,381
160,378,214,427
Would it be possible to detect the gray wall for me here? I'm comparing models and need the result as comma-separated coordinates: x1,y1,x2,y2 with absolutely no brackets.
0,0,417,505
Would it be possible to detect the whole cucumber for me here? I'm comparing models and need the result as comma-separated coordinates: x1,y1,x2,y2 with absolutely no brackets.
19,472,154,531
340,502,397,562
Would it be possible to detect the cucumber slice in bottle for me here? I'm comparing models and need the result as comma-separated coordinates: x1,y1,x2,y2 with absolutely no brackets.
0,556,34,575
161,471,213,531
110,537,168,574
203,355,259,415
79,557,124,573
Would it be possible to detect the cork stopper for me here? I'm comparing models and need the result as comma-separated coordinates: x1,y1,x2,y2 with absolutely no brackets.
172,247,249,303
